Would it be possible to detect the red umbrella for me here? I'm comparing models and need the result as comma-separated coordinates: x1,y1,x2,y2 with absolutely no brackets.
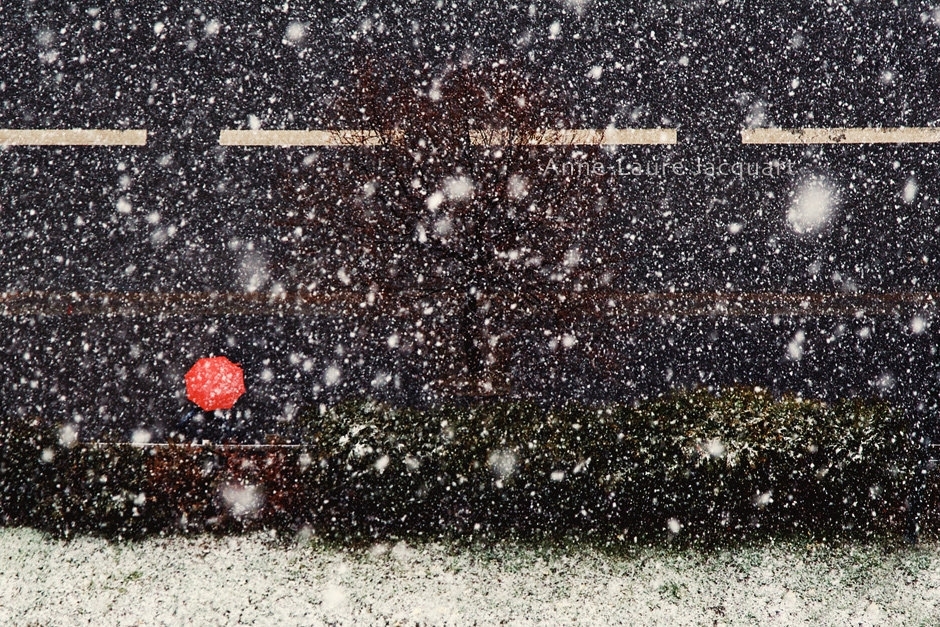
184,356,246,411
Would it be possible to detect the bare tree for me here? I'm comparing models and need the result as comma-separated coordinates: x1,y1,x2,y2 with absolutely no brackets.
276,52,616,397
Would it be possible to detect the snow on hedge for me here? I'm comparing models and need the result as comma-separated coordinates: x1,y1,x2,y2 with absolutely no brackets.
2,528,939,625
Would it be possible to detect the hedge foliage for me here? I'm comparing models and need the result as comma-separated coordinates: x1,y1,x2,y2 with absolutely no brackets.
0,389,926,542
294,390,919,542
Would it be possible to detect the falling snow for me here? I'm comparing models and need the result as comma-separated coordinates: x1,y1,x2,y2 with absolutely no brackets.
2,2,940,622
787,176,838,234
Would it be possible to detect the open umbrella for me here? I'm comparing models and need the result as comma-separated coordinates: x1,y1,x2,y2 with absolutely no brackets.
184,356,246,411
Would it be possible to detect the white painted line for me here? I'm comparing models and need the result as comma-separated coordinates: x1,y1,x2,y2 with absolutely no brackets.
471,128,677,146
219,129,399,146
220,128,677,146
742,127,940,144
0,129,147,146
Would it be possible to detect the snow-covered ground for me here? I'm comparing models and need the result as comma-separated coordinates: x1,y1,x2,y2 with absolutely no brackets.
1,527,939,625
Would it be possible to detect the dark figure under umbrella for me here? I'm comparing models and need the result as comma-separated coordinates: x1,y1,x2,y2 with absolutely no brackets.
175,356,247,442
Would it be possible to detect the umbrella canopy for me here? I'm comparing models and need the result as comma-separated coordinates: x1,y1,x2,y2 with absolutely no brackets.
184,356,246,411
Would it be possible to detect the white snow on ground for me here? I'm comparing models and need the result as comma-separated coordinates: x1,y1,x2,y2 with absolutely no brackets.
2,528,940,625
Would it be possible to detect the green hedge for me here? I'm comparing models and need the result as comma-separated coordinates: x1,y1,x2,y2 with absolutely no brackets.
0,389,923,542
293,390,917,542
0,415,155,537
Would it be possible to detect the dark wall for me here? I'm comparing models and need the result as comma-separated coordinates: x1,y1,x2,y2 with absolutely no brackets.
1,2,938,439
